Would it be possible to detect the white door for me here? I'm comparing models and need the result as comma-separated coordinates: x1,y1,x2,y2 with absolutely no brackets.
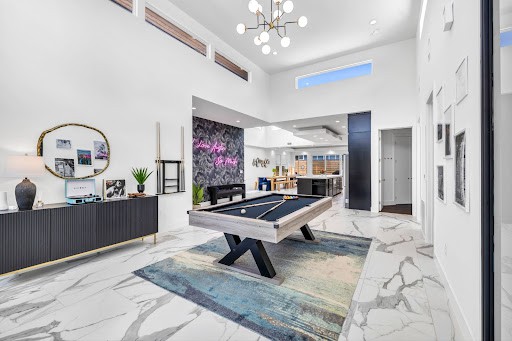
394,135,412,204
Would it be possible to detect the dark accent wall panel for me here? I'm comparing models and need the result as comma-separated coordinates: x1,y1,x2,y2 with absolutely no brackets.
50,205,97,260
0,210,51,274
193,116,244,202
348,112,372,211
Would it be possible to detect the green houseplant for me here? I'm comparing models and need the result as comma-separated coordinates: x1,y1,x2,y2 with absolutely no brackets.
192,183,204,209
131,167,153,193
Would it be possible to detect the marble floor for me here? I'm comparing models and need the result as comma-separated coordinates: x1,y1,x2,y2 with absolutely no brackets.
0,193,454,340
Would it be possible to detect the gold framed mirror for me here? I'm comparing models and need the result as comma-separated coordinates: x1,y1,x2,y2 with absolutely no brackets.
37,123,110,179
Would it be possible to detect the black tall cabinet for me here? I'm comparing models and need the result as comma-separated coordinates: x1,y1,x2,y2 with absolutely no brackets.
348,112,372,211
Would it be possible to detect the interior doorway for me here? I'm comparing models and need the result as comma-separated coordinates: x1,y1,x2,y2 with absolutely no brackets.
379,128,413,215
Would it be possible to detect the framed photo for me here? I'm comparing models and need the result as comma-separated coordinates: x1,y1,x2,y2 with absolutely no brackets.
456,57,469,104
55,158,75,177
94,141,108,160
454,129,469,212
436,124,443,143
444,105,454,159
77,149,92,166
437,165,446,203
103,179,126,199
56,139,72,149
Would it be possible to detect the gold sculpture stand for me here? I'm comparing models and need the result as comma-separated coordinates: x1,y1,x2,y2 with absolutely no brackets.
0,233,157,278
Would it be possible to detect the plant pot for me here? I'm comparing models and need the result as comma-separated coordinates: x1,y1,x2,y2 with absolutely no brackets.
137,184,145,193
193,204,201,209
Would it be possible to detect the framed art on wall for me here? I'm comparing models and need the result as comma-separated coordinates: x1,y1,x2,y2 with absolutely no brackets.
103,179,126,199
456,57,469,104
437,165,446,203
444,105,454,159
437,124,443,143
454,129,469,212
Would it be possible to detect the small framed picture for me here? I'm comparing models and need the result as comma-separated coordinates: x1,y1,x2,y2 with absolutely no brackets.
436,124,443,143
94,141,108,160
444,105,454,159
77,149,92,166
56,139,72,149
456,57,469,104
454,129,469,212
103,179,126,199
437,165,446,203
55,158,75,177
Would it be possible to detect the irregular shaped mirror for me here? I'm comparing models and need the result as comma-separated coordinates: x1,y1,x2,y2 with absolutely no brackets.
37,123,110,179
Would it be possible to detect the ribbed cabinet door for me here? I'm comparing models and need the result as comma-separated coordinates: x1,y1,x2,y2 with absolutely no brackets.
50,205,97,260
96,200,130,248
130,196,158,238
0,210,51,274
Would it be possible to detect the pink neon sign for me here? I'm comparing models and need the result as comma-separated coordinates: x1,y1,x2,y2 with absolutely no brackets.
194,139,238,167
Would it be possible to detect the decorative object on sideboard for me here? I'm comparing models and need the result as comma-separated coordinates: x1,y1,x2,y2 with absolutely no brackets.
5,155,45,210
103,179,126,199
0,192,8,211
192,183,204,209
131,167,153,194
37,123,110,179
65,179,102,205
128,192,146,198
443,1,454,32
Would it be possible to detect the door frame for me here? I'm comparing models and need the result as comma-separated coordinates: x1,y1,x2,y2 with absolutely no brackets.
378,126,415,214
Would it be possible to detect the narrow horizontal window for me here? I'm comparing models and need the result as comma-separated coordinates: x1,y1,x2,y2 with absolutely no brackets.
215,52,249,81
111,0,133,12
296,61,373,89
501,29,512,48
145,8,207,56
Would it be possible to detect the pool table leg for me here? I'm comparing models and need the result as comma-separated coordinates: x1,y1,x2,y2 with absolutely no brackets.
300,224,316,241
220,233,277,278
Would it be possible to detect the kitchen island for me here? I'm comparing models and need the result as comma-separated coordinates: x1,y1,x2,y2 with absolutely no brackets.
297,175,343,197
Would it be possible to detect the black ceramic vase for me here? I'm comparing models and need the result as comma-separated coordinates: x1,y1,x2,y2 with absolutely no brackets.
15,178,36,210
137,184,145,193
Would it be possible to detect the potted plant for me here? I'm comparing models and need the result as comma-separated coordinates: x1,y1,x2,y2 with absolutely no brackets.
192,183,204,209
131,167,153,193
272,167,278,176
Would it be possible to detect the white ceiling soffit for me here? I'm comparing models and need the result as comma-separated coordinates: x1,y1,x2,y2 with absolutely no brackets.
272,113,349,136
192,96,269,129
166,0,421,74
294,127,344,145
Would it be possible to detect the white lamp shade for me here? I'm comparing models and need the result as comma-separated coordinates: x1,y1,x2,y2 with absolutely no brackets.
248,0,259,13
281,36,291,47
262,44,271,55
273,10,283,19
283,1,294,13
259,31,270,43
298,16,308,27
5,155,45,178
236,23,246,34
254,36,262,45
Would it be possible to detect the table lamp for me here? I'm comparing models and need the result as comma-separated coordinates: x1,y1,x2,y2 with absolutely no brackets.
5,155,45,210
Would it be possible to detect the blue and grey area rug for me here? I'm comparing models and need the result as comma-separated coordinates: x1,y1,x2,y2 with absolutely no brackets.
134,231,371,341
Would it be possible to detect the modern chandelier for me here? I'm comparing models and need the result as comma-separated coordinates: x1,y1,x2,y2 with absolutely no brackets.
236,0,308,55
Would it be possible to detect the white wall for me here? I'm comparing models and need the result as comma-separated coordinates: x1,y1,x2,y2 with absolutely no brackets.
417,0,482,339
244,126,314,149
269,39,418,213
0,0,270,231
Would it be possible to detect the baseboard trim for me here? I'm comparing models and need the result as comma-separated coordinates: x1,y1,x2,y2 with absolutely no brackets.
434,255,476,341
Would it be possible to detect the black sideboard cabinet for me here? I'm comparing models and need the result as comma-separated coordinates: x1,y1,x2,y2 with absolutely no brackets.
0,196,158,275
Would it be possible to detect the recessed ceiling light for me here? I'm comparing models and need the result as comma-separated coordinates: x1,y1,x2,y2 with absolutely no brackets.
335,120,340,123
342,125,347,128
370,19,377,25
192,107,197,110
293,125,297,128
236,120,241,123
371,29,380,35
273,51,278,55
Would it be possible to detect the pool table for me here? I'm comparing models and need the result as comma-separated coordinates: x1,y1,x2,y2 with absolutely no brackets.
188,193,332,283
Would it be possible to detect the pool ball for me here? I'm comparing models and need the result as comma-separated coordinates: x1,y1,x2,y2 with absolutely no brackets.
241,209,247,214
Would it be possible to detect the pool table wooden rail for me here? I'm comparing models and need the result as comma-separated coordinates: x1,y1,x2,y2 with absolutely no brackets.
188,195,332,244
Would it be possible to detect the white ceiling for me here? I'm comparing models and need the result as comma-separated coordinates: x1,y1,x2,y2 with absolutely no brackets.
166,0,421,74
273,113,349,136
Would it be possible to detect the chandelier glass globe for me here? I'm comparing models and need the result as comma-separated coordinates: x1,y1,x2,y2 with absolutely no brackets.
283,1,294,14
248,0,259,13
236,23,246,34
281,36,290,47
273,10,283,19
262,44,271,55
259,31,270,43
298,16,308,28
254,36,262,45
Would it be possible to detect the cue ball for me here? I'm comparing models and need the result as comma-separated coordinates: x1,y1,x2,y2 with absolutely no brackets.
241,209,247,214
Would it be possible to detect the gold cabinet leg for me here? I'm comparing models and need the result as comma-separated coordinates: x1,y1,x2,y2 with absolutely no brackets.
153,234,157,244
142,237,144,242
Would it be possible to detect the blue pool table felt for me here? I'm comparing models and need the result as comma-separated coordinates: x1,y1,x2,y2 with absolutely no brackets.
204,194,322,222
